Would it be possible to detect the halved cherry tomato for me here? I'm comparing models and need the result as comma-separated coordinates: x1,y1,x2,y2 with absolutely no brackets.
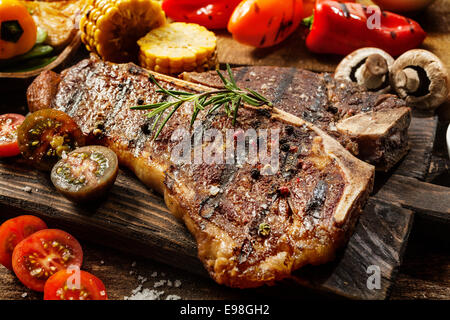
17,109,85,171
44,269,108,300
51,146,119,203
162,0,242,30
12,229,83,291
228,0,303,48
0,113,25,157
0,215,47,270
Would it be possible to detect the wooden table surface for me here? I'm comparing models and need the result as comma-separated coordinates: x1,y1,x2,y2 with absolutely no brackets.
0,218,449,300
1,0,449,300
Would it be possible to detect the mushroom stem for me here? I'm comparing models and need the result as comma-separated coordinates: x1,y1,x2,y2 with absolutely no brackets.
356,54,389,90
395,67,420,93
335,48,394,94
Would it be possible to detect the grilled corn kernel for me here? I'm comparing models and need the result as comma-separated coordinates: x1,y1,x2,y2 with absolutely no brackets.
137,22,218,75
80,0,166,63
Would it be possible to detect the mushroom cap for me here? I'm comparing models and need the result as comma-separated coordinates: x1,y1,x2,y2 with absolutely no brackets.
390,49,449,111
335,47,394,94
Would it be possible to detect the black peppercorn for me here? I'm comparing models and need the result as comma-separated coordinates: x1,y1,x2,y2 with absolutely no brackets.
250,168,260,179
285,125,294,135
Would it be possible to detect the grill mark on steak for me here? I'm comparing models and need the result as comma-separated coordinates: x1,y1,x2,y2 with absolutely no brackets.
306,180,328,219
181,66,411,171
105,78,132,129
27,57,374,288
197,165,239,220
234,66,249,82
273,67,297,103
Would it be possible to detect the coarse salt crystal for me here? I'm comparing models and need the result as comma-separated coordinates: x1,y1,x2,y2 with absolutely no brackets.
209,186,221,196
125,289,164,300
23,186,32,193
154,280,166,288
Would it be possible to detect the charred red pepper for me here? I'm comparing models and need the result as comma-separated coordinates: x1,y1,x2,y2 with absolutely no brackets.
304,1,426,56
162,0,242,30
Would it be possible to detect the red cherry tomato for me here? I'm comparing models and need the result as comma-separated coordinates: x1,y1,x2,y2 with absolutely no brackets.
0,215,47,270
162,0,242,29
228,0,303,48
0,113,25,157
44,269,108,300
12,229,83,292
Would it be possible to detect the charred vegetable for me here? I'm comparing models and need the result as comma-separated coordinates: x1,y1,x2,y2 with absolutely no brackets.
0,0,37,59
17,109,85,171
304,1,426,56
51,146,118,203
80,0,166,63
138,22,217,75
162,0,241,30
228,0,304,48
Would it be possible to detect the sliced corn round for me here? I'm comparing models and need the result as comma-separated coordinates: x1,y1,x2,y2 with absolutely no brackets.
80,0,166,63
138,22,218,75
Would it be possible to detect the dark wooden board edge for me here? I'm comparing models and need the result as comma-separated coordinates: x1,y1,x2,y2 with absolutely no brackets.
395,114,439,181
290,198,414,300
374,174,450,224
0,33,81,80
0,160,202,273
0,161,414,300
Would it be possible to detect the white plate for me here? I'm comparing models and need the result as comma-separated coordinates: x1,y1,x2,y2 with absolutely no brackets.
447,123,450,159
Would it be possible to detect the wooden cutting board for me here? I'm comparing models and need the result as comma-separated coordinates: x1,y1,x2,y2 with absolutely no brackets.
1,105,447,299
1,0,449,300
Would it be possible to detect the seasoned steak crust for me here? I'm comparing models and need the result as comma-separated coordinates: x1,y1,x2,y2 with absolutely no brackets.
182,67,412,171
27,57,374,288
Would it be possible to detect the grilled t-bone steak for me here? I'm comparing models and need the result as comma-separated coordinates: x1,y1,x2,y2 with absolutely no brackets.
27,56,374,288
182,67,411,171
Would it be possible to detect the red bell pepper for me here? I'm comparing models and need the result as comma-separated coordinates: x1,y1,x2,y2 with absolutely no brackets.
304,1,427,56
162,0,242,30
301,0,355,19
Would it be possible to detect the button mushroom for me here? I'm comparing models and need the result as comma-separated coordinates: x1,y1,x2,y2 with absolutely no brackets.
335,48,394,94
390,49,449,111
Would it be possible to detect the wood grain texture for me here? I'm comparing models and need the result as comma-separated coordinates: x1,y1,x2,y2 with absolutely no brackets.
291,199,414,299
374,174,450,223
2,221,446,301
395,114,439,180
0,160,414,300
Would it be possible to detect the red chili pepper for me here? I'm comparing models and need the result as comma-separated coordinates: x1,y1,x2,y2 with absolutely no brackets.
162,0,242,30
302,0,355,19
304,1,426,56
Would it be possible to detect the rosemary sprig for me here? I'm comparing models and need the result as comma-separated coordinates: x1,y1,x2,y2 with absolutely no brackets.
130,64,272,139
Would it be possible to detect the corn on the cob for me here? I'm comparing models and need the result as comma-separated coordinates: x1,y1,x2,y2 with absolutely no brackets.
80,0,166,63
138,22,218,75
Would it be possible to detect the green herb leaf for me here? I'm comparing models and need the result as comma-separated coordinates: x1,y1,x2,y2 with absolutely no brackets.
132,65,272,139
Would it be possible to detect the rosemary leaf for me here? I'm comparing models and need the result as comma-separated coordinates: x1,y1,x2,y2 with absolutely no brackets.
132,65,272,139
